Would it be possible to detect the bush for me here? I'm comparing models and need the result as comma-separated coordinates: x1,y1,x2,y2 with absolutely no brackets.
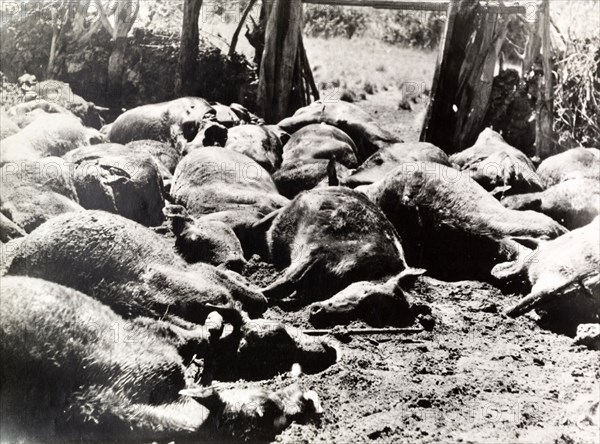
554,38,600,148
0,16,257,112
303,6,445,50
378,11,445,49
303,5,368,39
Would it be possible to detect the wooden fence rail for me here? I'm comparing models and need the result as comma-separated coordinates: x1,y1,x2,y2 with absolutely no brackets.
303,0,527,14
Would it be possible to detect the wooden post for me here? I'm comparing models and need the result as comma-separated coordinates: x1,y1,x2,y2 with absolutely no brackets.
176,0,203,96
257,0,304,123
452,9,508,150
421,0,509,154
419,0,458,144
535,0,556,159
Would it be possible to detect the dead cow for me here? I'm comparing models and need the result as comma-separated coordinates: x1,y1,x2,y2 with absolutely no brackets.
0,108,20,140
212,103,242,127
495,217,600,335
7,210,267,324
537,147,600,187
0,213,25,243
126,139,181,183
108,97,226,148
274,123,358,198
0,114,104,166
450,128,543,196
502,178,600,230
32,80,107,128
64,143,165,227
278,100,400,161
0,276,319,442
171,146,289,256
359,163,567,282
225,124,289,173
164,204,247,272
1,157,82,233
260,187,420,304
209,318,338,381
308,273,424,328
343,142,451,188
181,384,322,443
6,99,73,128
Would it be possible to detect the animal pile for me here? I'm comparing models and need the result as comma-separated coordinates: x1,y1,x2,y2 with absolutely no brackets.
1,87,598,442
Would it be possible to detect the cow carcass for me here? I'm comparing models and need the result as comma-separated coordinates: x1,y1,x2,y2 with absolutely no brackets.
126,139,181,184
342,142,451,188
496,217,599,335
273,123,358,198
278,101,400,161
1,157,82,232
450,128,543,196
359,163,567,282
108,97,226,148
183,383,322,442
537,148,600,187
224,124,288,173
502,178,600,230
7,210,267,323
64,143,165,227
261,187,419,304
308,273,423,328
171,146,289,256
32,79,107,128
210,319,338,381
7,99,74,128
0,108,20,140
164,204,247,272
0,276,320,442
1,114,104,166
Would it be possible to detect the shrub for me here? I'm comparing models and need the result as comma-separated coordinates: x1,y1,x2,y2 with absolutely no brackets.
554,38,600,148
303,5,368,39
303,6,444,50
362,80,377,95
0,15,257,111
377,11,445,49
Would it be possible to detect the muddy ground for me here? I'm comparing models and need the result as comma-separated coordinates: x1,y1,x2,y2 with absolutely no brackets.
239,260,599,444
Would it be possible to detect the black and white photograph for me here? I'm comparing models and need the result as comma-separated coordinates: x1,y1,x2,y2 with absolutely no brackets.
0,0,599,442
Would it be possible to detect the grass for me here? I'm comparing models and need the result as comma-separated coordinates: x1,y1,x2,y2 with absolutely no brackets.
304,36,438,141
305,37,437,99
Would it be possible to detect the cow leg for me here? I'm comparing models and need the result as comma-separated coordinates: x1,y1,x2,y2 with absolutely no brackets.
261,256,319,301
504,272,600,318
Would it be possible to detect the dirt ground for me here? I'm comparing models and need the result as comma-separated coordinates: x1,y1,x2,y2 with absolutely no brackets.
241,263,600,444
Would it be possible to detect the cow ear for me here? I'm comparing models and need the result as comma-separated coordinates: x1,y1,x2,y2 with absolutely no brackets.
490,185,512,198
179,387,220,409
511,236,545,250
393,268,426,291
179,387,215,399
491,260,522,282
